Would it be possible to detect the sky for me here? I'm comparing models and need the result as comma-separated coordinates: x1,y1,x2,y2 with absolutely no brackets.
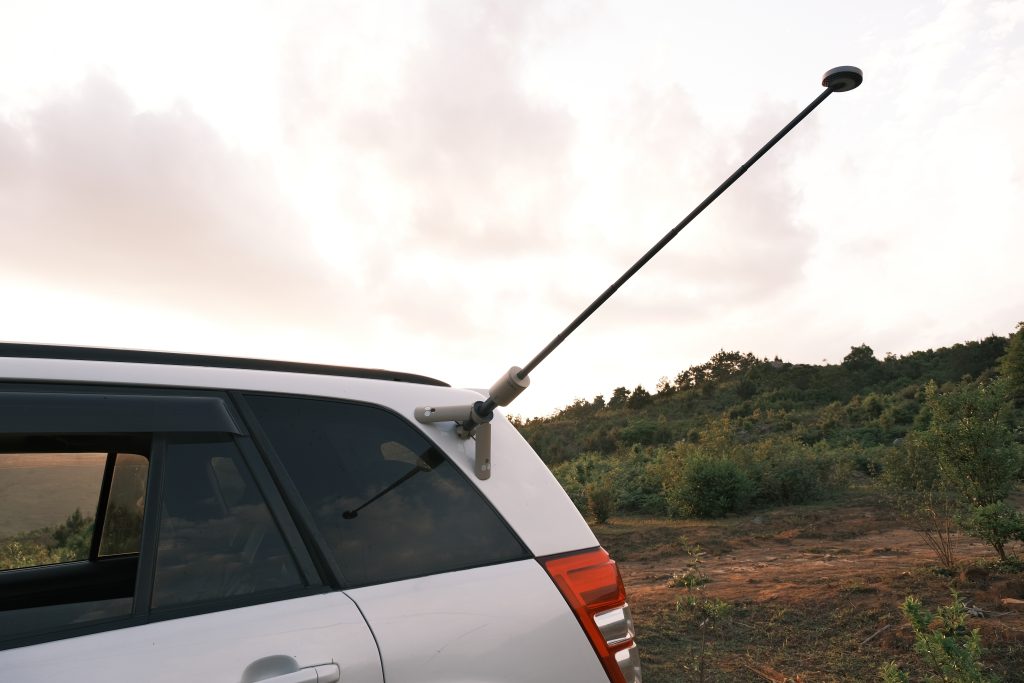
1,0,1022,419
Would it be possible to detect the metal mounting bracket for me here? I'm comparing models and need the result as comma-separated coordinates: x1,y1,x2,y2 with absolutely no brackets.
415,404,492,480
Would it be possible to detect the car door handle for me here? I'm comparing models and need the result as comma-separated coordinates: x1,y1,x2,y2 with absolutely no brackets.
254,663,341,683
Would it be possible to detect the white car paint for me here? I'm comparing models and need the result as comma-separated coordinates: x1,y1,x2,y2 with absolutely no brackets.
345,559,607,683
1,592,383,683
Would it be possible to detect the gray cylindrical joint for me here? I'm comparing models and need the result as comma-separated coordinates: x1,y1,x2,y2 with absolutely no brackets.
489,366,531,407
415,405,474,423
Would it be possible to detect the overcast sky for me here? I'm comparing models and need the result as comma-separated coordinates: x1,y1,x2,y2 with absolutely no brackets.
1,0,1022,418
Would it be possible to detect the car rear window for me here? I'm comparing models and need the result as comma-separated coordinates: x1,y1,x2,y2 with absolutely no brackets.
243,395,529,587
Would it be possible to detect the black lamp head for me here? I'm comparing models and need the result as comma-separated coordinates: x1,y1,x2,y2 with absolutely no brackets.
822,66,863,92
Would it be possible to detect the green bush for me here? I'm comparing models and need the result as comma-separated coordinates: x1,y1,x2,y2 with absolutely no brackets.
745,439,843,507
707,435,847,510
886,379,1023,562
916,379,1021,507
755,454,823,506
0,509,95,571
551,452,619,522
586,480,617,524
663,446,754,518
613,447,668,515
846,445,888,477
881,591,996,683
617,419,671,447
959,502,1024,563
52,508,93,558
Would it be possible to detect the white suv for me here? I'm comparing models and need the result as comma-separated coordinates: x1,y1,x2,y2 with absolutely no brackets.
0,344,639,683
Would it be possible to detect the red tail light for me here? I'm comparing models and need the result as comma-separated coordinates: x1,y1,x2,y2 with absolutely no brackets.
541,547,640,683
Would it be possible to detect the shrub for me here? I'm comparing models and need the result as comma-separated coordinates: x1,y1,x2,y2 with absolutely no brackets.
959,502,1024,563
617,419,671,447
846,445,888,477
551,452,619,522
51,508,93,558
586,479,617,524
746,439,844,507
0,509,96,571
663,446,754,518
880,591,995,683
550,460,588,516
885,437,962,570
886,379,1023,562
613,447,668,515
917,379,1021,507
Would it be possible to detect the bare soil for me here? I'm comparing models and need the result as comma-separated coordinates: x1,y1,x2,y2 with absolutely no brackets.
594,492,1024,682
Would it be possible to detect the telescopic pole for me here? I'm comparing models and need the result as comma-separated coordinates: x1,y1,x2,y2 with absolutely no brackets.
461,66,862,433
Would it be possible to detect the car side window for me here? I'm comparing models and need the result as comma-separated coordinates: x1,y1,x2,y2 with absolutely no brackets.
1,388,313,649
0,436,151,641
99,453,148,557
0,450,106,570
150,436,304,610
243,395,529,587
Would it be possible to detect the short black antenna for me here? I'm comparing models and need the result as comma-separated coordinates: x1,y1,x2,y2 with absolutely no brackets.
416,66,863,479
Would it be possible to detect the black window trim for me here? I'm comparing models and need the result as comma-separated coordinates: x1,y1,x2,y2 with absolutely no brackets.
88,453,117,561
230,392,348,590
0,383,327,652
232,390,532,591
0,390,243,435
131,434,162,619
230,433,323,587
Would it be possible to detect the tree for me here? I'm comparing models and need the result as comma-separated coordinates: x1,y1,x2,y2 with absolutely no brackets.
885,435,961,569
627,385,652,409
608,386,630,409
917,379,1020,508
736,376,757,400
1000,322,1024,408
843,344,880,371
889,379,1023,562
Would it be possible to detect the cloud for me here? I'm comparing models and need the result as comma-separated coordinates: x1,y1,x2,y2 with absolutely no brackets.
538,85,819,333
0,77,339,327
274,0,580,340
786,0,1024,355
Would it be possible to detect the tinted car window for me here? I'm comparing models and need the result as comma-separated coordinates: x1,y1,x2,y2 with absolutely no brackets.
0,437,149,642
0,451,105,570
98,453,148,557
151,437,303,610
244,395,528,587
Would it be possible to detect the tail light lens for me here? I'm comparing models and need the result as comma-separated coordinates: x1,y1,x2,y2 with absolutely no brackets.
541,547,641,683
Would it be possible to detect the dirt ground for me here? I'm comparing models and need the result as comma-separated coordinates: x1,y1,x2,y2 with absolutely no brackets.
594,492,1024,682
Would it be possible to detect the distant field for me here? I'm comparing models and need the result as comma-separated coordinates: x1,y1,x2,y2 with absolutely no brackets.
0,454,105,537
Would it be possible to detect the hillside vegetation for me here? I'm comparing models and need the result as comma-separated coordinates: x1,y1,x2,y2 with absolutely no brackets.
516,326,1023,523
